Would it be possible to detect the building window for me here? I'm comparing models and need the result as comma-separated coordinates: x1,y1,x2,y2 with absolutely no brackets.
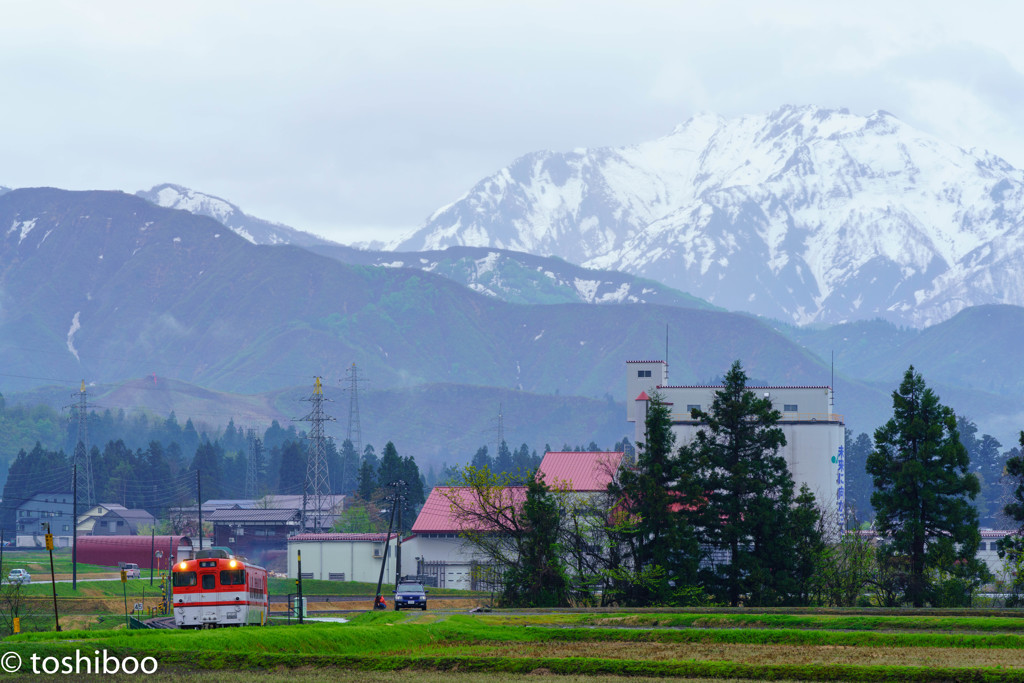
784,404,798,412
637,370,652,378
686,404,700,413
978,542,987,551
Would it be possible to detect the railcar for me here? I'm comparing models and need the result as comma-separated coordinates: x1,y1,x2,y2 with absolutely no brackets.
172,549,269,628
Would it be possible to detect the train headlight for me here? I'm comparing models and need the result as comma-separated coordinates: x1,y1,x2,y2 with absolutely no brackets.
179,562,187,570
229,560,237,568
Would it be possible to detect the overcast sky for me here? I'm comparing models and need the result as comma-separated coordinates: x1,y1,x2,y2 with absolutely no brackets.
3,1,1024,245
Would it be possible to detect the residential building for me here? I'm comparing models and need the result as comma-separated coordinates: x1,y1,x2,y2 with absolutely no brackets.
404,451,624,589
208,508,302,560
15,492,73,548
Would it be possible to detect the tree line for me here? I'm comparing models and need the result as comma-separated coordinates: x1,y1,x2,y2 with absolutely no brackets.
449,361,1024,609
0,410,429,534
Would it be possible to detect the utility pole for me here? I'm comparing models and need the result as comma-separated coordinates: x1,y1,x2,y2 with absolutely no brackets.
300,377,334,532
373,493,399,609
72,463,78,591
389,479,408,588
196,471,203,551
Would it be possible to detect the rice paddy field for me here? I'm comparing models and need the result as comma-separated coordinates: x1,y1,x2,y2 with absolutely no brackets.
4,608,1024,681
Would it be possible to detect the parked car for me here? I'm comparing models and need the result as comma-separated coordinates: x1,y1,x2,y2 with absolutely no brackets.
7,568,31,585
393,581,428,611
119,562,140,578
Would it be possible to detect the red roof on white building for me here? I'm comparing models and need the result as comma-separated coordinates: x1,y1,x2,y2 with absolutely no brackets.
537,451,623,492
412,452,625,533
411,486,527,534
289,533,392,542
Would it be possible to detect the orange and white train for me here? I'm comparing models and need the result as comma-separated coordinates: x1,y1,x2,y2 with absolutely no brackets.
172,549,269,628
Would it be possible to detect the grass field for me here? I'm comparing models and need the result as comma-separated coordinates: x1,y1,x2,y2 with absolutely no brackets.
1,549,121,577
6,608,1024,681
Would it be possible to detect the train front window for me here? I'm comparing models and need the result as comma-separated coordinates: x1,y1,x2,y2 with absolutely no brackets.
172,571,197,587
220,569,245,585
201,574,216,590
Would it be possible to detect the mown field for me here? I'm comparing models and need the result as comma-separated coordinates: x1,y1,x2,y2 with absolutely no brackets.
5,608,1024,681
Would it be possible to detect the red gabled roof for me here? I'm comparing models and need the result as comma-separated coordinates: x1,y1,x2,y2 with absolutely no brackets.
635,391,650,401
538,451,623,492
411,486,527,534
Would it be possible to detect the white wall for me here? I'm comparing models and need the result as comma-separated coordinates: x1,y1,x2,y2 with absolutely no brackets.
287,538,397,584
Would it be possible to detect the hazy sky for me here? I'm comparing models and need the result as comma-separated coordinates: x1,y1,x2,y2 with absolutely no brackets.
3,1,1024,245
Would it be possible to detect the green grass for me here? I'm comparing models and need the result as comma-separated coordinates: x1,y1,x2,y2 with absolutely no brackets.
14,576,167,598
9,609,1024,680
1,549,119,575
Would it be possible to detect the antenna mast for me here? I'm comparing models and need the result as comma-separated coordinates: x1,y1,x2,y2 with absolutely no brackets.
300,377,335,532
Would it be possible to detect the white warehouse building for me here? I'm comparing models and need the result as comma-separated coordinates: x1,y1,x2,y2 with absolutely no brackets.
627,360,846,522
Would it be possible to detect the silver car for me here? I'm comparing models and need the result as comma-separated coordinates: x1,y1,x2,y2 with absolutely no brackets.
7,568,31,585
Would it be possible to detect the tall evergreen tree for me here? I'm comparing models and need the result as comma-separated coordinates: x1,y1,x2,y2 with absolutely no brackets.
338,438,360,494
997,431,1024,604
502,472,569,607
190,441,225,501
357,458,377,501
494,440,514,475
277,441,306,495
684,360,816,606
607,391,700,605
471,445,491,470
867,366,983,607
0,443,68,531
844,430,875,523
377,442,403,488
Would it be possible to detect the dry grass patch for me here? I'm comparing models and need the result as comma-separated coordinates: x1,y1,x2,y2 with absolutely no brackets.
399,640,1024,669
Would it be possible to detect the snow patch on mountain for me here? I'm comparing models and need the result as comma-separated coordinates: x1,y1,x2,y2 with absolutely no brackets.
397,105,1024,327
67,311,81,361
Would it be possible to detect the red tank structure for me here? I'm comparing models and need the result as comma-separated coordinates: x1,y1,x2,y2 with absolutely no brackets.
76,535,194,571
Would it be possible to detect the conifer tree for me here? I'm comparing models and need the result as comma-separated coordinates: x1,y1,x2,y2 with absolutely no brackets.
607,391,700,605
997,431,1024,604
684,360,818,606
867,366,983,607
503,473,569,607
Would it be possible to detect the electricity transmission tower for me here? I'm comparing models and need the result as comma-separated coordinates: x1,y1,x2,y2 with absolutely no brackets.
341,363,367,492
67,380,94,508
493,403,505,450
299,377,334,531
244,426,263,500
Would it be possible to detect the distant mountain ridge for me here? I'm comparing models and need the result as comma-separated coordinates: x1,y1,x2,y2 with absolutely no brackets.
134,183,716,309
136,183,333,248
396,105,1024,328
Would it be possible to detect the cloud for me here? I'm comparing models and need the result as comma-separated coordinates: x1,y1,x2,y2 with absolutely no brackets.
3,2,1024,243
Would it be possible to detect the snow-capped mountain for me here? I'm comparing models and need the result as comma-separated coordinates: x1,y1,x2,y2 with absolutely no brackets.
395,105,1024,327
136,183,333,248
